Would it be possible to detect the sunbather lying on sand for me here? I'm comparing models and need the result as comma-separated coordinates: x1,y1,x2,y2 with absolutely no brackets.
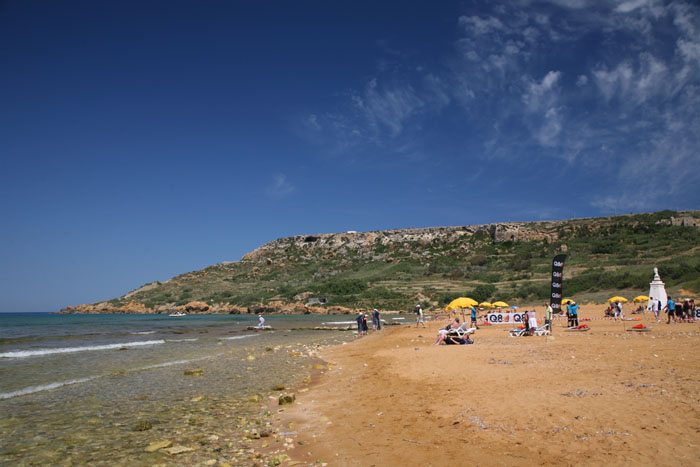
433,333,473,345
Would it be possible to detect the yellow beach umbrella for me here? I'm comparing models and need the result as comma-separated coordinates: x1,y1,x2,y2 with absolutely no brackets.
479,301,494,308
445,297,478,310
492,301,509,308
561,298,574,305
608,296,628,303
633,295,650,302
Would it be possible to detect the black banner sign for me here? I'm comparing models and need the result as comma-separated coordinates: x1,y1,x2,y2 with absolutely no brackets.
549,254,567,312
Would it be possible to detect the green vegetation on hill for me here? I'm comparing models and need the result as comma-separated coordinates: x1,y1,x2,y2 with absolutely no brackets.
96,210,700,311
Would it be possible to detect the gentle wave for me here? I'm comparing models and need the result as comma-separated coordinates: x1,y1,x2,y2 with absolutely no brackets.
0,354,221,399
322,321,356,325
0,340,166,358
166,338,198,342
130,331,156,335
0,376,98,400
219,334,258,340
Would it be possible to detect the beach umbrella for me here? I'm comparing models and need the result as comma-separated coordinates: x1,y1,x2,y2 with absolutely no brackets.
633,295,650,302
479,301,494,308
561,298,574,305
446,297,478,310
492,301,509,307
510,305,519,309
607,296,628,303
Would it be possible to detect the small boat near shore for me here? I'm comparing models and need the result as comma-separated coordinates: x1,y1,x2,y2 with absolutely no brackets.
168,312,186,317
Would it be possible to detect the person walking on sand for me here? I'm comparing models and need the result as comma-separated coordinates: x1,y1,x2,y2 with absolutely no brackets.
470,306,479,329
415,304,426,328
664,296,675,324
650,297,660,323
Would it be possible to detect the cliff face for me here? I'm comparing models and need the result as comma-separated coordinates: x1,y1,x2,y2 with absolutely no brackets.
243,221,560,263
61,210,700,314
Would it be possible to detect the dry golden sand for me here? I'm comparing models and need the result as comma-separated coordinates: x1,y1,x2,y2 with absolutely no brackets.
276,305,700,466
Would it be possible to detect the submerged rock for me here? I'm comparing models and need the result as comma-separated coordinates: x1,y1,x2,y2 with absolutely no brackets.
163,445,195,455
133,421,152,431
184,369,204,376
144,440,172,452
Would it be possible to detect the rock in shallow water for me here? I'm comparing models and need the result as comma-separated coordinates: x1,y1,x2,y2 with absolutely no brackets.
163,445,195,455
184,369,204,376
144,440,172,452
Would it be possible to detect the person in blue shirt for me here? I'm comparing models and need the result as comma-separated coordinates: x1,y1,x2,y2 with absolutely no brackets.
470,307,479,329
567,301,580,327
665,296,675,324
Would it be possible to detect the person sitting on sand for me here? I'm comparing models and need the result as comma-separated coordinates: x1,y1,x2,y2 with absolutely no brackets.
433,318,461,344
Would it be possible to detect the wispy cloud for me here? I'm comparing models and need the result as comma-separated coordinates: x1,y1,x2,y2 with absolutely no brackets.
298,1,700,212
265,174,295,199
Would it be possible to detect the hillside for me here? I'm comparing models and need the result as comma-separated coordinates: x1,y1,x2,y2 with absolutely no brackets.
61,210,700,314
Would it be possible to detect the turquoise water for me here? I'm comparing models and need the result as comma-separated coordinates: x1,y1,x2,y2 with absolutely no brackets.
0,312,355,465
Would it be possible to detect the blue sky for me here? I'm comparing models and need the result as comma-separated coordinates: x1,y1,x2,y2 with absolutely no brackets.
1,0,699,312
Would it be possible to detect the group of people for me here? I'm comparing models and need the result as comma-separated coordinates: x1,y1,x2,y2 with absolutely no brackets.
659,296,696,324
356,309,382,336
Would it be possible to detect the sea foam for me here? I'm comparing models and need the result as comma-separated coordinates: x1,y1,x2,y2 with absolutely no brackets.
219,334,259,340
0,340,166,358
0,376,98,400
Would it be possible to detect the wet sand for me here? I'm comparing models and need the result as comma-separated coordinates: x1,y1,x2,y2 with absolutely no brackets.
272,305,700,466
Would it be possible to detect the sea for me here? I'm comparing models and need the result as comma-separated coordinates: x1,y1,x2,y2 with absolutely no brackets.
0,312,359,465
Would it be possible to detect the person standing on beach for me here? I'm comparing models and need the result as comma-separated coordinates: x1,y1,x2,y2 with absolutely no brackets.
373,308,381,330
568,301,579,327
664,296,675,324
258,314,265,327
470,306,479,329
415,304,426,328
361,313,369,335
544,302,553,331
356,311,364,336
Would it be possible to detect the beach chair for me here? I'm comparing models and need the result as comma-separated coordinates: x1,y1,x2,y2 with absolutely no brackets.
454,326,476,338
533,325,550,336
446,322,468,336
509,328,527,337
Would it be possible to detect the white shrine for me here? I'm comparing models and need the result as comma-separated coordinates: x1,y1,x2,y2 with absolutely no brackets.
647,267,667,310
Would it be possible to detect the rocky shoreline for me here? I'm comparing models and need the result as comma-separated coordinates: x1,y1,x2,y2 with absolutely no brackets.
58,300,381,316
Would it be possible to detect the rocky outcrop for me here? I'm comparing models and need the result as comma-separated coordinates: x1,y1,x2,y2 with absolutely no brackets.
60,300,361,315
59,301,151,314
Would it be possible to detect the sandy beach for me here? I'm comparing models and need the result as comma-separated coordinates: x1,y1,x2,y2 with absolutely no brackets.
269,305,700,466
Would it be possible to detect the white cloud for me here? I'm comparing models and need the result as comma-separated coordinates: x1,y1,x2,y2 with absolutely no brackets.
576,74,589,86
593,62,634,101
522,70,562,111
265,174,295,199
615,0,654,14
353,78,425,137
458,15,505,35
